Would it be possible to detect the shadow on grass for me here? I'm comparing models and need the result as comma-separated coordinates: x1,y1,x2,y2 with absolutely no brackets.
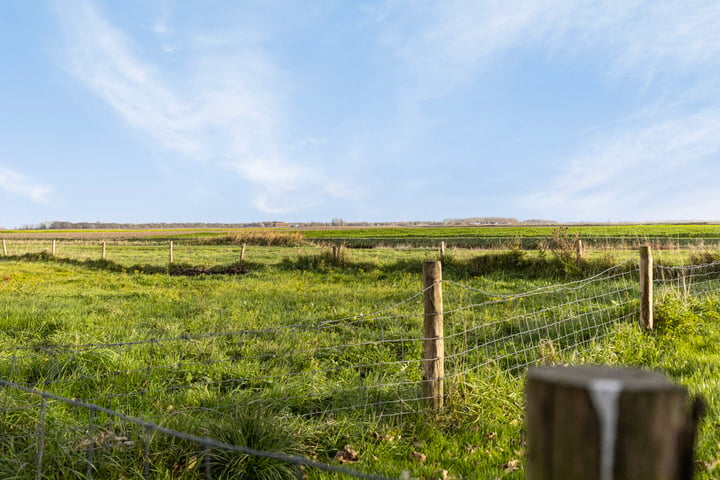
2,248,635,279
0,252,259,277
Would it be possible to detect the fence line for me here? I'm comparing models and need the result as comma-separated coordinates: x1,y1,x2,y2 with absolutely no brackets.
0,263,643,419
655,261,720,299
440,262,639,388
0,379,396,480
3,249,720,477
4,237,720,267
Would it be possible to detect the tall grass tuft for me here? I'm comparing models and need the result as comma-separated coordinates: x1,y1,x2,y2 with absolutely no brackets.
203,232,306,247
203,410,305,479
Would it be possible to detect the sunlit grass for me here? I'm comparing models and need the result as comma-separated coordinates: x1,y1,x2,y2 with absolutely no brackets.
0,243,720,478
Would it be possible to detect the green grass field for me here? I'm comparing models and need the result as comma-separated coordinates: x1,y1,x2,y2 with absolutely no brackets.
1,227,720,478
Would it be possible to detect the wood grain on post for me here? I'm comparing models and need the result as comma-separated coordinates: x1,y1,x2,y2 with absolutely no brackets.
526,365,701,480
640,245,653,330
422,261,444,410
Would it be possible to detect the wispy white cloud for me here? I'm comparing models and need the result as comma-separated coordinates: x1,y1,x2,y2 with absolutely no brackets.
384,0,720,220
0,166,52,203
520,108,720,220
54,0,349,214
387,0,720,98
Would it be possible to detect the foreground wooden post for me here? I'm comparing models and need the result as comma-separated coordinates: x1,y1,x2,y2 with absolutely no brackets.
169,241,174,264
640,245,653,330
422,261,444,410
526,365,702,480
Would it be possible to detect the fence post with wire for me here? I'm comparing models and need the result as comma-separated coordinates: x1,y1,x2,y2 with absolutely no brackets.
422,260,444,410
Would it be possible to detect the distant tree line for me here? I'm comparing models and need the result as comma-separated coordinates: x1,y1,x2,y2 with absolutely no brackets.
20,221,289,230
17,218,557,230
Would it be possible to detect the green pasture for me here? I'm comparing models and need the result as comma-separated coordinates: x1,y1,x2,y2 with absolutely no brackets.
0,242,720,478
7,223,720,250
0,234,710,273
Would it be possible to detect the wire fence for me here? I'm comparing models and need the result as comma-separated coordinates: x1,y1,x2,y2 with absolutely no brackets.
655,261,720,299
4,236,720,269
1,254,720,478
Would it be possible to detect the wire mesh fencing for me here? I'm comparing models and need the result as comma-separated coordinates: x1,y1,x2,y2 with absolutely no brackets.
441,262,640,386
2,253,720,478
655,261,720,299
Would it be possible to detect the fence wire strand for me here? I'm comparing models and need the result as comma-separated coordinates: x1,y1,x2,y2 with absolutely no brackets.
4,243,720,478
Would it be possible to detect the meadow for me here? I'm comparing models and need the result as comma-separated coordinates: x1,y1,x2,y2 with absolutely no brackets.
1,226,720,479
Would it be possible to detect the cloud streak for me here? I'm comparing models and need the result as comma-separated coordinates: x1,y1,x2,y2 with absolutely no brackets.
520,107,720,220
391,0,720,93
0,166,52,203
385,0,720,220
55,0,347,214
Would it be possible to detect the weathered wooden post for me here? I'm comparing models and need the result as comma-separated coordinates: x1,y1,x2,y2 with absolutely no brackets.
102,242,107,260
640,245,653,330
2,239,6,256
576,238,584,261
169,241,174,264
240,243,247,261
422,261,444,410
51,240,56,256
331,244,345,263
526,365,702,480
439,241,446,259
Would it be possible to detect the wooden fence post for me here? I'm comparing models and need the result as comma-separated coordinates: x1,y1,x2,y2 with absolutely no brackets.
526,365,702,480
2,239,6,256
51,240,56,256
169,241,174,264
102,242,106,260
240,243,247,261
332,244,345,263
640,245,653,330
575,239,584,261
422,260,444,410
439,241,446,259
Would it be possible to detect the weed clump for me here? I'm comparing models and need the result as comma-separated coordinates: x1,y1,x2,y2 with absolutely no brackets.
204,410,305,479
203,231,306,247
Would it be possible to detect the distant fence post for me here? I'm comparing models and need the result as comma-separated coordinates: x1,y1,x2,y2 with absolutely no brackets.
51,240,56,256
439,241,446,260
169,241,174,264
640,245,653,330
102,242,106,260
240,243,247,261
2,239,6,256
526,365,702,480
575,239,584,261
422,260,444,410
332,244,345,263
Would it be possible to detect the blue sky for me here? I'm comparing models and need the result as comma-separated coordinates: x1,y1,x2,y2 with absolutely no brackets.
2,1,720,227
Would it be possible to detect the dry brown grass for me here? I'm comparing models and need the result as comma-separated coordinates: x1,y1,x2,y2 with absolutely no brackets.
210,231,306,247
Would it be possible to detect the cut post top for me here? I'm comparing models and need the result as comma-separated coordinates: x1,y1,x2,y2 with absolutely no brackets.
528,365,684,393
